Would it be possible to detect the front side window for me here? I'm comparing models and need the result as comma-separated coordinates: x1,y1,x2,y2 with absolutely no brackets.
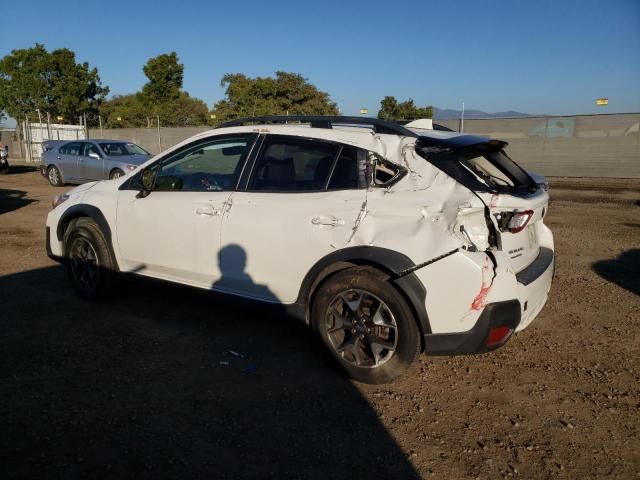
99,142,148,156
153,135,253,192
248,136,340,192
82,143,101,157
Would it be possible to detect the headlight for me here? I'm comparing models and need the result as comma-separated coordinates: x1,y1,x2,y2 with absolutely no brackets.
51,193,70,209
126,164,138,171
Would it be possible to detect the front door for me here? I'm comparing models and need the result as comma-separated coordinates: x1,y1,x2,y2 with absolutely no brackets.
219,135,368,303
79,142,105,180
115,133,257,287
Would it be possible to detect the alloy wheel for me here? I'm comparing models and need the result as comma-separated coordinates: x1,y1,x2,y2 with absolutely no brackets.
69,237,100,292
325,289,398,368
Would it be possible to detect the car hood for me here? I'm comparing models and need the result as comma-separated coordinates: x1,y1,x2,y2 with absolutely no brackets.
108,154,151,165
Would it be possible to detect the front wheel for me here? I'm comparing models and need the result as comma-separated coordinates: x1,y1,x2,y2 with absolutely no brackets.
109,168,125,180
311,267,421,384
63,217,117,301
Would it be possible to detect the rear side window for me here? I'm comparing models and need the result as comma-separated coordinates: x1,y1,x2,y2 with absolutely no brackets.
327,145,368,190
60,142,81,156
249,136,339,192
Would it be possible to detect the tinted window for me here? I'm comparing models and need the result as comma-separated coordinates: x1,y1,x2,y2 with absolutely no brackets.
82,143,101,157
60,142,81,156
327,145,367,190
249,136,339,192
154,135,252,192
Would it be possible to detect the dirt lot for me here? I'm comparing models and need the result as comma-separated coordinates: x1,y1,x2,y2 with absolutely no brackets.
1,168,639,479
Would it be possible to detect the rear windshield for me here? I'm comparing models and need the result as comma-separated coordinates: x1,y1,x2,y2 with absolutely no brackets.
416,141,536,194
99,142,148,156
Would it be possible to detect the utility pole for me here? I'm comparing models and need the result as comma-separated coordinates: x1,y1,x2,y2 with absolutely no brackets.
460,102,465,133
156,115,161,153
98,115,103,138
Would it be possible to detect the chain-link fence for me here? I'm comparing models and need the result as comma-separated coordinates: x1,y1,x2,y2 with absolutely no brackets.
436,113,639,178
6,113,638,178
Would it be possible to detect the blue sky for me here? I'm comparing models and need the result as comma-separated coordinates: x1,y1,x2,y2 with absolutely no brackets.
1,0,639,118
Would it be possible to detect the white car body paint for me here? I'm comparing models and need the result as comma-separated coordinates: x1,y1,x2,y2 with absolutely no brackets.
46,122,554,346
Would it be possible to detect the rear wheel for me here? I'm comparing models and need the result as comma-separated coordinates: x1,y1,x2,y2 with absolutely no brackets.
109,168,124,180
63,217,116,301
47,165,63,186
311,267,420,384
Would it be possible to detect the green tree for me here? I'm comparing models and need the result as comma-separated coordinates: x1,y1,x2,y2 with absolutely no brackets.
211,71,338,122
100,52,208,128
377,96,433,121
140,52,183,105
0,43,108,123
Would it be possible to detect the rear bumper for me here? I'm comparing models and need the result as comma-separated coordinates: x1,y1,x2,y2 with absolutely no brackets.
424,300,521,355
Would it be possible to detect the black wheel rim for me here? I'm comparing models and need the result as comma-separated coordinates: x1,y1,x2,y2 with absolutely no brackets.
111,171,122,179
325,289,398,368
69,237,100,292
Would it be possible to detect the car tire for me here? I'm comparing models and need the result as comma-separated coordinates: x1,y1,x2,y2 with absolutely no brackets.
311,266,421,384
63,217,116,301
47,165,63,186
109,168,125,180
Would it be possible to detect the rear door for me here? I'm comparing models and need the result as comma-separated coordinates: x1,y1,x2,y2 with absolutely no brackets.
58,142,83,181
219,135,368,302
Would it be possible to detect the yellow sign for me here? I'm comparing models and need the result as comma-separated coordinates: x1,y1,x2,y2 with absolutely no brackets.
596,98,608,106
117,116,122,121
56,115,63,121
210,114,216,119
359,108,368,115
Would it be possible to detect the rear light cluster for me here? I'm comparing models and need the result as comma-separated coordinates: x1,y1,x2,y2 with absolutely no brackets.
496,210,534,234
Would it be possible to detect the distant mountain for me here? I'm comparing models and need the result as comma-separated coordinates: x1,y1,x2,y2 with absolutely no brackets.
433,108,532,120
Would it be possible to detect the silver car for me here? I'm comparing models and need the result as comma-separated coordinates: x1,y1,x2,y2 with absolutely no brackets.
40,139,151,186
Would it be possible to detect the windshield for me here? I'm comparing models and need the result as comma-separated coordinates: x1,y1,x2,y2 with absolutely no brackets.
99,142,149,156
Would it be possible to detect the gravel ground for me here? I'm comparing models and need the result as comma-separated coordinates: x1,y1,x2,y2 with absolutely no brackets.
1,169,639,479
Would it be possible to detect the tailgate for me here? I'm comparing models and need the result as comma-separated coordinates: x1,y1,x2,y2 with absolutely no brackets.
477,189,549,272
415,136,550,273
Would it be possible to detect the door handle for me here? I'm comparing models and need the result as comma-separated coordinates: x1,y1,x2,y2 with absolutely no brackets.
195,207,220,216
57,156,61,160
311,216,345,227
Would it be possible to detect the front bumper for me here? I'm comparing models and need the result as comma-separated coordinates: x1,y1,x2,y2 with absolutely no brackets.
45,227,64,263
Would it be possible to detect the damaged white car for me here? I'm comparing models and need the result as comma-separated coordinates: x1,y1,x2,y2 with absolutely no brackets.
45,116,554,384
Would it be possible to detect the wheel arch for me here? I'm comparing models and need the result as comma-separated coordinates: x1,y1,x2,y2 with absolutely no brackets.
56,204,119,271
296,246,432,345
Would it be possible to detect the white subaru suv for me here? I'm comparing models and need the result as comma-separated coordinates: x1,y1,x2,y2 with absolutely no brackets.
46,116,554,384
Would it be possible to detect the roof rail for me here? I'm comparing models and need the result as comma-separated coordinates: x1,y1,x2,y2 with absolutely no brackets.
217,115,418,137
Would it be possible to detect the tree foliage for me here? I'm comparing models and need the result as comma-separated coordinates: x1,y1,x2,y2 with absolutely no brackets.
100,52,208,128
212,71,338,121
377,96,433,121
140,52,183,105
0,43,108,122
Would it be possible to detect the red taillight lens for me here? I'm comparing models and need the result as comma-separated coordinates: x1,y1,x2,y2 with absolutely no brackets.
505,210,534,233
485,326,513,349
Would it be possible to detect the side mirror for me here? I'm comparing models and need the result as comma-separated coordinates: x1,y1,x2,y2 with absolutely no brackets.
88,152,100,160
136,168,155,198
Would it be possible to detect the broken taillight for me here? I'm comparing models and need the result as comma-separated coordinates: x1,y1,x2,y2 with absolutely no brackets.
485,326,513,349
496,210,534,234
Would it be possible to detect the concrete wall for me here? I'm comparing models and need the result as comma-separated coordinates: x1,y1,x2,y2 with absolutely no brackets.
436,113,639,178
80,113,638,178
